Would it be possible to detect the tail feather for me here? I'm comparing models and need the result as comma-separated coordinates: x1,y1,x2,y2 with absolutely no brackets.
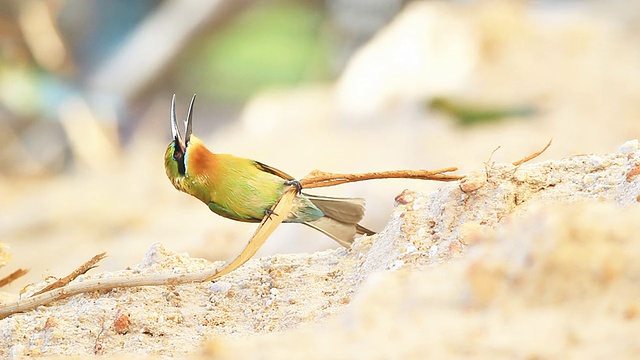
303,193,375,247
304,193,365,224
304,218,356,248
356,223,376,236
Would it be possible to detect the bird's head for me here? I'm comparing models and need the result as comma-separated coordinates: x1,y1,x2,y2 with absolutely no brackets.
164,94,199,192
164,95,217,204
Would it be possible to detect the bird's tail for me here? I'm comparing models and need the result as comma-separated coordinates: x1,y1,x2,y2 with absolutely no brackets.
303,194,376,247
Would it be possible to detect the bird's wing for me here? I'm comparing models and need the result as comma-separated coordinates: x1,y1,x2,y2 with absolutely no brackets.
253,161,295,181
208,201,262,222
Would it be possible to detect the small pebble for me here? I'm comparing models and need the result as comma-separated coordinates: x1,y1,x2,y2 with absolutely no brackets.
10,344,26,358
619,139,639,154
583,173,598,184
209,281,232,293
460,172,486,193
429,244,438,258
394,189,415,205
588,156,605,168
113,310,130,335
389,260,404,270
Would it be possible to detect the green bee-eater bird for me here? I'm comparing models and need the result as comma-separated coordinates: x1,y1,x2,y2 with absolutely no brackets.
164,95,375,247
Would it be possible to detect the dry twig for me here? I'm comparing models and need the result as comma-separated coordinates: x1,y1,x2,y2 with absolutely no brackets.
483,145,501,179
0,269,29,288
512,138,553,166
0,261,223,320
32,252,107,296
300,168,463,188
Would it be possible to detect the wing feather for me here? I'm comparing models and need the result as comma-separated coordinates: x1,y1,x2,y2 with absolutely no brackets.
253,161,295,181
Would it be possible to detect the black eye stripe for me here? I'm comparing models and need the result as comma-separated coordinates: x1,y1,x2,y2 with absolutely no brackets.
173,144,186,175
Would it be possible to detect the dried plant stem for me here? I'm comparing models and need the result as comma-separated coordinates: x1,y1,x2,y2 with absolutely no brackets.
300,167,463,189
0,267,221,320
0,269,29,288
513,138,553,166
32,252,107,296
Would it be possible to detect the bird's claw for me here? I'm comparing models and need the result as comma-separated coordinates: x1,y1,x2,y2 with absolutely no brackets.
284,180,302,194
265,208,279,220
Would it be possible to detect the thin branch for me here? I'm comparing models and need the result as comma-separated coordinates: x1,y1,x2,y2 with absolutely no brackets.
512,138,553,166
0,267,221,320
483,145,501,179
0,269,29,288
32,252,107,296
299,167,463,189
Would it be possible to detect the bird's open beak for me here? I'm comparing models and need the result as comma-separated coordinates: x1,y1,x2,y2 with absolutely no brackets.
171,94,196,153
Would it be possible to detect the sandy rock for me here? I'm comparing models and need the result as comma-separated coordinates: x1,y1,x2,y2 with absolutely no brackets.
1,142,639,358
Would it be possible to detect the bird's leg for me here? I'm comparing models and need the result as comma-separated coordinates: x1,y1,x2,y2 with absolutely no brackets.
284,179,302,194
264,208,279,220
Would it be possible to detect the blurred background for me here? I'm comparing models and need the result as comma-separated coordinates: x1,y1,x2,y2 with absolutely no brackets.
1,0,639,292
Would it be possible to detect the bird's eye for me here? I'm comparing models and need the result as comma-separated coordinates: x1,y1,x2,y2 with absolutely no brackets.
173,144,186,175
173,149,183,162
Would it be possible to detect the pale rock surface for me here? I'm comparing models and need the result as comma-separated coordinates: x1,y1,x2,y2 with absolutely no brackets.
2,143,639,358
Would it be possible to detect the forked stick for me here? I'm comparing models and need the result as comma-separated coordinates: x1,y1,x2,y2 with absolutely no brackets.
300,168,463,188
0,266,221,320
32,252,106,296
0,269,29,288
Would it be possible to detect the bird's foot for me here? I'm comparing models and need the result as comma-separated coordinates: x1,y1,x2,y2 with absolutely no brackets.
264,208,279,220
284,179,302,194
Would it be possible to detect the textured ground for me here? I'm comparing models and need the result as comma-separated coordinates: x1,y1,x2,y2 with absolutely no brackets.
1,140,640,358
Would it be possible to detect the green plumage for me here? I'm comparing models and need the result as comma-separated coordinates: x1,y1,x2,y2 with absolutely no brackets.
164,135,374,247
